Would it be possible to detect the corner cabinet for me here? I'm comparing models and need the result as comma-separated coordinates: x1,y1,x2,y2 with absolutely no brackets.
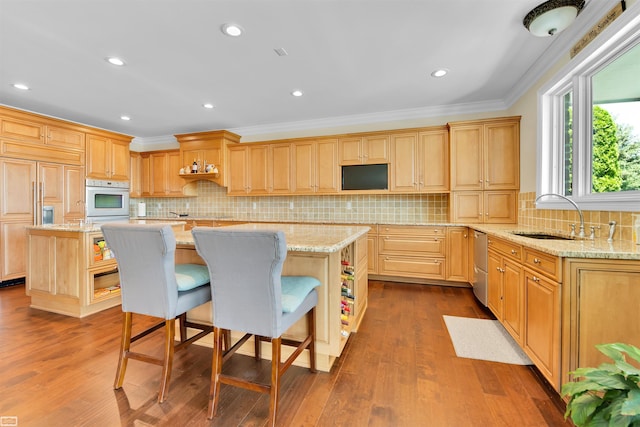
86,132,132,181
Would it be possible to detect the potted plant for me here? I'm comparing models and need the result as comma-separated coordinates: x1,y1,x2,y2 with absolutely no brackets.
561,342,640,426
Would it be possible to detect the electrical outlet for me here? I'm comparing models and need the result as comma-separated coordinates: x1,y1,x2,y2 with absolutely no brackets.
253,202,257,210
346,201,352,210
157,203,161,209
289,202,294,210
185,202,189,209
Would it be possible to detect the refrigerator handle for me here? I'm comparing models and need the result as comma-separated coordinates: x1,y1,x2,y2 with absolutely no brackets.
39,182,44,225
32,182,37,226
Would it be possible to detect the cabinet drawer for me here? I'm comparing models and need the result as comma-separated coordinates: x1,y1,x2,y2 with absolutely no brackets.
378,224,445,236
378,235,445,256
487,236,522,260
378,255,445,279
523,247,560,281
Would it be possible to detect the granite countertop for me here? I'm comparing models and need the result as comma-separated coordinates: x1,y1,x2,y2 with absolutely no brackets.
175,222,370,253
27,219,187,233
471,224,640,260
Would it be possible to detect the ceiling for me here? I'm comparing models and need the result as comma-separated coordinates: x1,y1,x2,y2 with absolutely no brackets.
0,0,616,142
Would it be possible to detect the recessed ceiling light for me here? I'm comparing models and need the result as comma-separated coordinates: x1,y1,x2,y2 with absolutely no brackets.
431,69,449,78
120,115,131,121
106,57,126,66
291,90,304,97
203,103,214,109
221,23,243,37
12,83,30,90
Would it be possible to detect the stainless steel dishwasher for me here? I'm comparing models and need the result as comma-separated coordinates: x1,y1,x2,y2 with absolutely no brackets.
472,231,488,306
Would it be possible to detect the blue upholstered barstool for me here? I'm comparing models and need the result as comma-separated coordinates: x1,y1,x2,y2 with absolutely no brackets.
102,223,213,403
192,227,320,426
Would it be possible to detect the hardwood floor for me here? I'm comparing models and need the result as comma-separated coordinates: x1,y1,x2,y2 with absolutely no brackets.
0,281,572,426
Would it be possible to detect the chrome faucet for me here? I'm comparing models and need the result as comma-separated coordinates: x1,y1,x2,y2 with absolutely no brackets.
535,193,585,238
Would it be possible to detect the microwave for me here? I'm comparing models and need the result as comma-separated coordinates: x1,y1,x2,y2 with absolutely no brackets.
85,179,130,219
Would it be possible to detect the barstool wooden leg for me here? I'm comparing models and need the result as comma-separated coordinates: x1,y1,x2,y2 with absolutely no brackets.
158,319,175,403
308,308,317,373
268,337,282,427
114,312,132,389
178,313,187,343
208,326,225,419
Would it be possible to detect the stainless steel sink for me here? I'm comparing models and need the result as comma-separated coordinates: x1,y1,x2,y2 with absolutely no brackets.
511,231,576,240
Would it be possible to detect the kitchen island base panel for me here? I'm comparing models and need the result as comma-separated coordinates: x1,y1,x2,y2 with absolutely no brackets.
29,292,121,318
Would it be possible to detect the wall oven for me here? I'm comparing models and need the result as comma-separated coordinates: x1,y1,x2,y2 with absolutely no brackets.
85,179,130,221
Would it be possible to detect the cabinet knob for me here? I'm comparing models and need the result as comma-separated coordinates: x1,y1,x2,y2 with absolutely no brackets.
533,258,541,264
511,249,517,255
532,276,540,282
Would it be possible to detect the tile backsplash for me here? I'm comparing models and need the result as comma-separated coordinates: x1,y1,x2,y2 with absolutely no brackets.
132,181,449,224
518,192,638,242
130,185,638,242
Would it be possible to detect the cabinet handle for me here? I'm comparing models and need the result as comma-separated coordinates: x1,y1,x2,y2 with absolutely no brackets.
533,258,541,264
532,276,540,282
485,212,489,216
479,179,483,183
463,234,468,238
511,249,517,255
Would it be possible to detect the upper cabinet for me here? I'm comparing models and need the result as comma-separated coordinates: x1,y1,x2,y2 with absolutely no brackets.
339,134,389,165
449,117,520,191
227,143,293,196
175,130,241,187
293,138,339,194
389,127,449,193
86,132,132,181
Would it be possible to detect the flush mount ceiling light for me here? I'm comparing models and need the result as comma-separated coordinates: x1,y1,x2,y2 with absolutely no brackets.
523,0,585,37
221,23,243,37
12,83,30,90
106,57,126,66
203,103,215,109
291,90,303,97
120,115,131,121
431,69,449,78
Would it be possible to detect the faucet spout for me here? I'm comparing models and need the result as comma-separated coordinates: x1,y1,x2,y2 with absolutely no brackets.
535,193,585,238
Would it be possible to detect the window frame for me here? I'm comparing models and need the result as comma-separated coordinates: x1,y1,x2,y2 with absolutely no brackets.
537,7,640,212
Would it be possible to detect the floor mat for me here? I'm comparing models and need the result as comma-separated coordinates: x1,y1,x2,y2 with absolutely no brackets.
443,315,532,365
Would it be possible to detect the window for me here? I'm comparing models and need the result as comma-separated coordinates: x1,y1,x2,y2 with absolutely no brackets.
538,9,640,211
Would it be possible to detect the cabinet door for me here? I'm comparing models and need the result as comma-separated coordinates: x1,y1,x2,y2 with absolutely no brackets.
1,220,31,280
166,151,184,196
46,125,85,150
38,162,64,224
129,153,142,197
292,141,315,194
450,125,483,190
484,191,517,224
502,258,523,344
150,153,168,195
64,165,85,220
418,129,449,192
487,251,503,318
248,145,269,194
270,143,293,194
524,269,560,386
110,140,130,181
86,134,110,179
484,121,519,190
1,116,45,143
389,133,418,192
363,135,389,164
1,158,36,220
338,137,362,165
450,191,482,224
140,154,151,196
446,227,468,282
227,146,249,195
315,139,339,193
367,233,377,274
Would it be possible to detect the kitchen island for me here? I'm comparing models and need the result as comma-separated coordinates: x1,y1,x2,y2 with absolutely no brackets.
173,222,370,372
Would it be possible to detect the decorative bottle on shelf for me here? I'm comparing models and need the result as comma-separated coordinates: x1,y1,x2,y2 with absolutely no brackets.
191,159,198,174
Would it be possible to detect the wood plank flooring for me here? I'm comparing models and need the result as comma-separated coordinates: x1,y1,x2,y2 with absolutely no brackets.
0,281,572,426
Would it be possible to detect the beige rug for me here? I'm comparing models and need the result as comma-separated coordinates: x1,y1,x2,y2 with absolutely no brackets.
443,315,532,365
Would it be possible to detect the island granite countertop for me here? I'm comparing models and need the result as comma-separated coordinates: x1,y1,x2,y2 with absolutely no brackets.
174,222,370,253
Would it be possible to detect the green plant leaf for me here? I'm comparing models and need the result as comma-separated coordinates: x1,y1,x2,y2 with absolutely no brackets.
598,343,627,363
622,389,640,416
583,371,631,390
567,393,603,425
603,343,640,365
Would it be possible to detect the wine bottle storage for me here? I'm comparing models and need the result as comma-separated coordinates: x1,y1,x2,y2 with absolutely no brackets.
340,244,356,339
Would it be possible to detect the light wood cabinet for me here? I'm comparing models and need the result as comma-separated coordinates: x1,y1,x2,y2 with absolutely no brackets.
487,236,524,345
377,225,446,280
175,130,241,188
63,165,85,221
136,150,187,197
446,227,468,282
227,143,293,195
450,190,517,224
339,134,389,165
449,117,520,191
292,138,339,194
129,152,142,197
562,259,640,389
0,111,85,152
524,268,560,387
86,133,131,181
389,128,449,193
